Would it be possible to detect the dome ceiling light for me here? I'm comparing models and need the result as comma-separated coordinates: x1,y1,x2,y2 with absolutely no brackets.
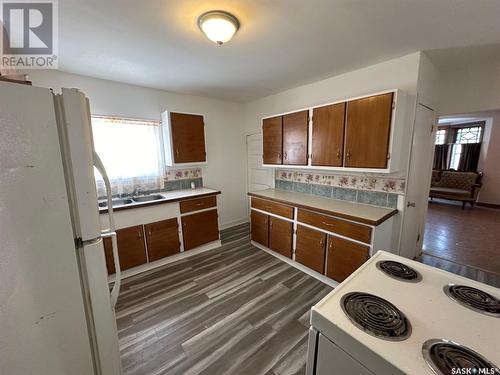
198,10,240,46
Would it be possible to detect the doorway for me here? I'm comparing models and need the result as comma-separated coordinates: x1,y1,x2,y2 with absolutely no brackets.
419,110,500,285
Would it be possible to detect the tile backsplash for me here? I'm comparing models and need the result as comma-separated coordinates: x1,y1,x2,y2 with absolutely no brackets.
97,168,203,198
276,170,404,208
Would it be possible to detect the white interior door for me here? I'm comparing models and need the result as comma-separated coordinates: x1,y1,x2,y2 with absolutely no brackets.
246,133,274,193
399,103,436,259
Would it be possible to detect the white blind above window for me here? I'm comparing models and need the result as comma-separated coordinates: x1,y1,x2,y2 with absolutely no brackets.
91,116,164,194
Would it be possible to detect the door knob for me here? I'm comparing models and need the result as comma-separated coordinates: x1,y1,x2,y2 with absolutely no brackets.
406,201,416,208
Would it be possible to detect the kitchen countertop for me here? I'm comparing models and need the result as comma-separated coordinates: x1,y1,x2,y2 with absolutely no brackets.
99,188,221,214
248,189,397,226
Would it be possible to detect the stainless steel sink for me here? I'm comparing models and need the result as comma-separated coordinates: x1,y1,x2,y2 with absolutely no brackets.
132,194,164,203
98,198,133,208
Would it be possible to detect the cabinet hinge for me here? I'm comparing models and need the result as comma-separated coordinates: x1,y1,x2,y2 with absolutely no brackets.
387,152,391,160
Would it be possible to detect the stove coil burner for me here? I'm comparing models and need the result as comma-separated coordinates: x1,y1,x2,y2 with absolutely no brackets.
376,260,422,282
340,292,411,341
422,339,500,375
444,284,500,317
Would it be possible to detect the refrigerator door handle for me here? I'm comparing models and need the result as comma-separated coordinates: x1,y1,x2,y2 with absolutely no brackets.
93,151,121,308
101,230,120,307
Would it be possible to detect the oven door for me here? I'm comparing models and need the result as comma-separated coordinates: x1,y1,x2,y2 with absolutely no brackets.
314,333,374,375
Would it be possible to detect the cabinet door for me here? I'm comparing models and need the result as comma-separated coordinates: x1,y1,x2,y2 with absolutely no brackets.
251,210,269,247
145,218,180,262
182,209,219,250
326,236,369,282
262,116,283,164
103,225,147,274
312,103,345,167
295,225,326,274
283,110,308,165
269,216,293,258
170,112,206,163
345,93,393,168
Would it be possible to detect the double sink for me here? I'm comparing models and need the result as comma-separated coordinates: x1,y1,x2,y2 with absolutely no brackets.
98,194,164,208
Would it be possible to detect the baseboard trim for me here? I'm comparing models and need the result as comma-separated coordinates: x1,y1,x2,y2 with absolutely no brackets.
251,241,339,289
477,202,500,209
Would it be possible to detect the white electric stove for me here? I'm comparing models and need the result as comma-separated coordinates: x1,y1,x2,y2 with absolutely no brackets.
306,251,500,375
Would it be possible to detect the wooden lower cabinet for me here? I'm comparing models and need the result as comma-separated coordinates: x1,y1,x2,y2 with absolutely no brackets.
182,209,219,251
295,225,327,274
269,216,293,258
251,210,269,247
145,218,180,262
103,225,147,274
326,236,369,282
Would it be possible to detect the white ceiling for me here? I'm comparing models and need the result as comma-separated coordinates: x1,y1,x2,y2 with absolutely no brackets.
59,0,500,102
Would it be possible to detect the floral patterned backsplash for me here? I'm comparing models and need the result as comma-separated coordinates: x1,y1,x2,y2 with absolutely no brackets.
277,170,405,195
165,168,202,181
96,168,204,199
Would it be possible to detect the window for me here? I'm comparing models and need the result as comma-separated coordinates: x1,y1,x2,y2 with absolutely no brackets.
91,116,164,195
435,129,447,145
455,126,482,144
449,124,483,170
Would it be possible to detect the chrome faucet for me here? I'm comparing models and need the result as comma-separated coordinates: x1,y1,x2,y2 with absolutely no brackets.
133,187,142,196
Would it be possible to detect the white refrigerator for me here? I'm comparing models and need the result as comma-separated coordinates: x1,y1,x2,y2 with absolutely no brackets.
0,81,122,375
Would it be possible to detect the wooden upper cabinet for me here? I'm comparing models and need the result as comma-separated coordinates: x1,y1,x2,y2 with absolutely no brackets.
170,112,206,163
326,236,369,282
181,209,219,250
345,93,394,168
262,116,283,164
103,225,147,274
295,225,327,274
269,216,293,258
145,218,180,262
312,103,346,167
251,210,269,247
283,110,309,165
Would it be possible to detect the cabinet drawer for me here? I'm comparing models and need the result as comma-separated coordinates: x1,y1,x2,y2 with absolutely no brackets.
251,197,294,219
297,209,371,244
180,195,217,213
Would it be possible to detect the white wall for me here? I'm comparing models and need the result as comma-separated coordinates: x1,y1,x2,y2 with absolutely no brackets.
438,61,500,116
417,52,441,110
479,111,500,205
27,70,248,228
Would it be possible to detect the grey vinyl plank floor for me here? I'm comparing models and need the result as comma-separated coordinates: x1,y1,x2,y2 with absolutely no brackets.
417,252,500,288
115,223,332,375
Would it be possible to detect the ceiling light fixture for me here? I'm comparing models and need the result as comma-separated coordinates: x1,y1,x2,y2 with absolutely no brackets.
198,10,240,46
